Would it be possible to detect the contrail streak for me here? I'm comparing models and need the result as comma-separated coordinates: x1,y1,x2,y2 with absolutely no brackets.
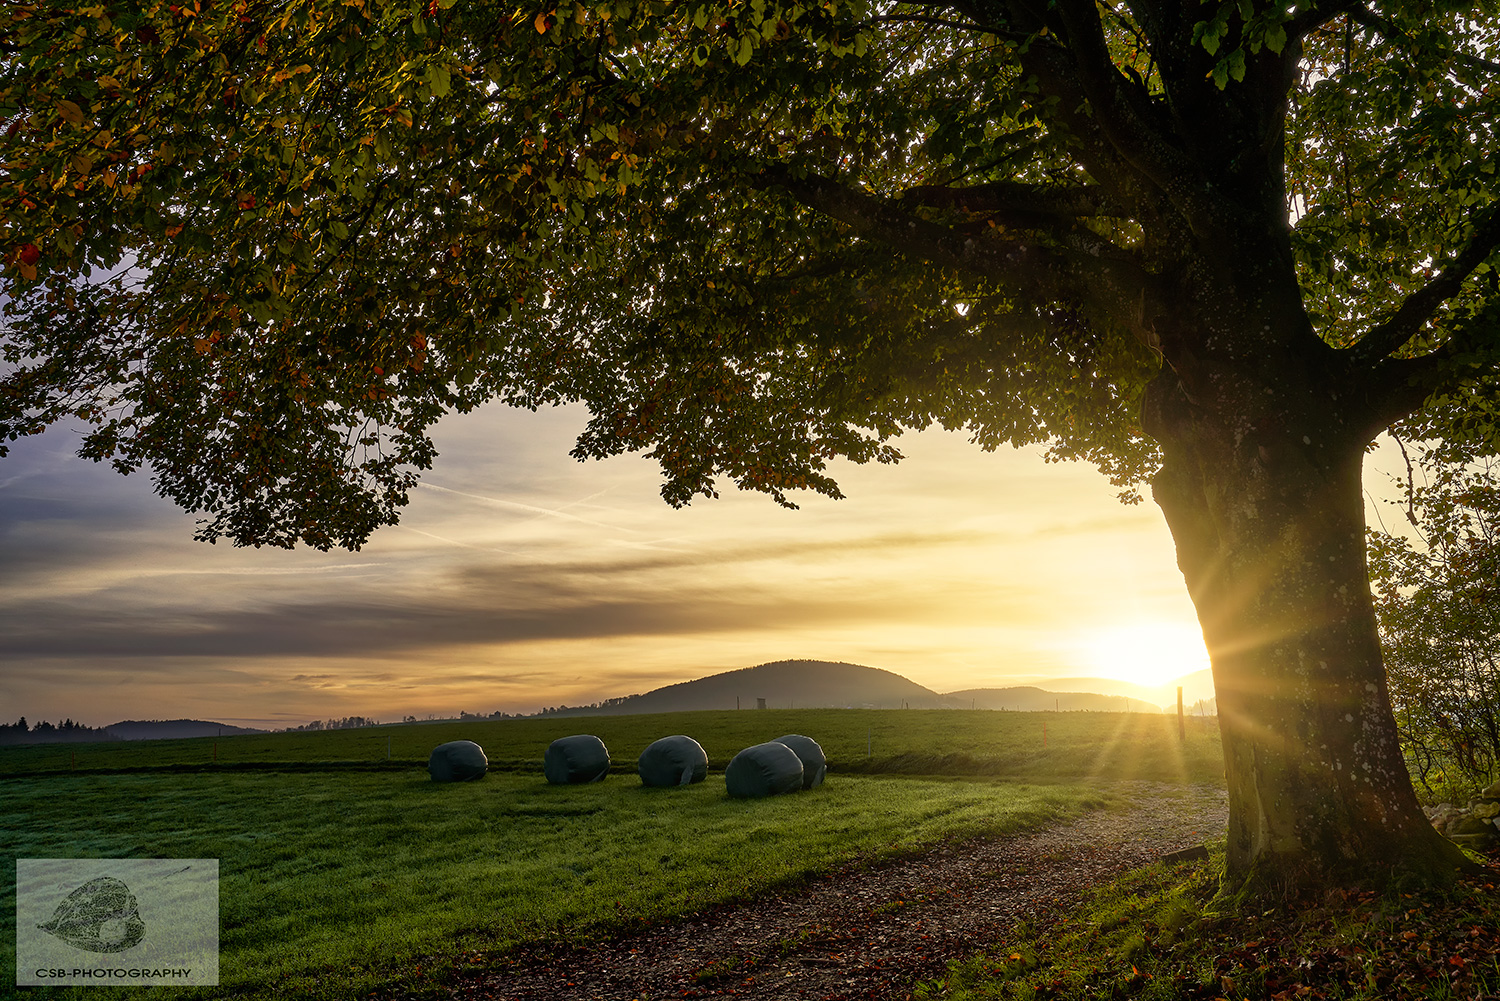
417,482,640,532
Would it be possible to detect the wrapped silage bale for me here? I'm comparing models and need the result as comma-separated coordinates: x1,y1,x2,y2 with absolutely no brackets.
775,734,827,790
725,741,804,798
638,734,709,787
544,734,611,784
428,739,488,782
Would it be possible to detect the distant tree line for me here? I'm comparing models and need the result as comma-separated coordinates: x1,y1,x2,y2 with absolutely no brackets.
0,717,118,746
395,710,518,723
279,716,383,732
536,696,641,717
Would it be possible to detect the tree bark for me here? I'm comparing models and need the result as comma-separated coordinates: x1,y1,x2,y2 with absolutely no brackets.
1142,366,1475,898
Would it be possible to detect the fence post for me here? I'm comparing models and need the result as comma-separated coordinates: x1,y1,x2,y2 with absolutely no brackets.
1177,687,1186,741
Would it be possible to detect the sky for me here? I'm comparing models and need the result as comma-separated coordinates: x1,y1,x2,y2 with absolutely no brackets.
3,398,1352,730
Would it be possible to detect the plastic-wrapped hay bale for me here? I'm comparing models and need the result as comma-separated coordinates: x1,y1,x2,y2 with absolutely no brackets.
725,741,804,798
775,734,827,789
638,734,709,787
544,734,611,784
428,739,488,782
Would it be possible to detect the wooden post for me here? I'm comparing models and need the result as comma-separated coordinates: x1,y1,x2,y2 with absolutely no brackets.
1177,687,1186,741
213,742,218,762
1043,721,1047,749
867,727,872,757
387,736,391,760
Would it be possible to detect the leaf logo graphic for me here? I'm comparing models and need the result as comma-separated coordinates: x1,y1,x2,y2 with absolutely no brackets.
37,876,146,953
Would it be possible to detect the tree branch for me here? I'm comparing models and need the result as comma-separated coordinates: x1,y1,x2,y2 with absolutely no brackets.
898,180,1121,218
1351,204,1500,366
1285,0,1362,42
861,13,996,36
758,165,1154,325
1345,4,1500,76
1349,302,1500,442
1025,0,1226,241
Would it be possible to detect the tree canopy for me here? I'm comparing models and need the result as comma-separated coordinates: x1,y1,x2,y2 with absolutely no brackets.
4,0,1500,891
6,0,1490,547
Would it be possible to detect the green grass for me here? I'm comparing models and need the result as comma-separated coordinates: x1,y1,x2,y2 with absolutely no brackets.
0,708,1224,786
916,844,1500,1001
2,768,1100,1000
1,709,1223,999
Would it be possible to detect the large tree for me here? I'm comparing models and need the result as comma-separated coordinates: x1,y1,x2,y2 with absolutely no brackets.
4,0,1499,894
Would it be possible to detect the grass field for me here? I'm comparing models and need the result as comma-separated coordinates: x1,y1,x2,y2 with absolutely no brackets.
0,710,1223,999
0,707,1224,785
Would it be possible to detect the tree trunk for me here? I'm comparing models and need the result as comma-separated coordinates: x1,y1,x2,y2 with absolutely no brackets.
1142,368,1474,898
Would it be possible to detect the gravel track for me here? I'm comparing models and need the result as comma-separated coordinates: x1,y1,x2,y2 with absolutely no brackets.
447,782,1229,1001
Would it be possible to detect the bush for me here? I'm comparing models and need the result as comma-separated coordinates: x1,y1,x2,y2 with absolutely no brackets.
1369,452,1500,802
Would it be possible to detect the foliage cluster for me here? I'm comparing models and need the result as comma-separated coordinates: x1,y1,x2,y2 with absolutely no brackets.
0,768,1088,1000
19,0,1497,549
0,716,116,745
1370,452,1500,803
918,846,1500,1001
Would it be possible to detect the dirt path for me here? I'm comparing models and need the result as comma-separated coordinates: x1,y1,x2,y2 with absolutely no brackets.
447,782,1228,1001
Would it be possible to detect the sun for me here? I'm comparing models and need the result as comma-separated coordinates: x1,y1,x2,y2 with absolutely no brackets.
1079,622,1211,689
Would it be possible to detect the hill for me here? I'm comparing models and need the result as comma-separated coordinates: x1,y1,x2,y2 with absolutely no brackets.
540,660,1216,717
570,660,950,714
105,719,270,740
1037,670,1216,709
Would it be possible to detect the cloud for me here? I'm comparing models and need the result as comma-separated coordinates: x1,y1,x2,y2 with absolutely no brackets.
0,556,1022,659
0,402,1211,725
416,481,642,533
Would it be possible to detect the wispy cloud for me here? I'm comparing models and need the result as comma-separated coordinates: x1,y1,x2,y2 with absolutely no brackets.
0,561,1004,660
0,405,1211,725
417,481,641,533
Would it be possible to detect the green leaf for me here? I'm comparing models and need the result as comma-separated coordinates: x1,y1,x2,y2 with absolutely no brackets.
56,99,84,125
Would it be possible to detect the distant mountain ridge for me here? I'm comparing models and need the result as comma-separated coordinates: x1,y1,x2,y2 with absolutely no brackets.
105,719,269,740
541,659,1210,717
